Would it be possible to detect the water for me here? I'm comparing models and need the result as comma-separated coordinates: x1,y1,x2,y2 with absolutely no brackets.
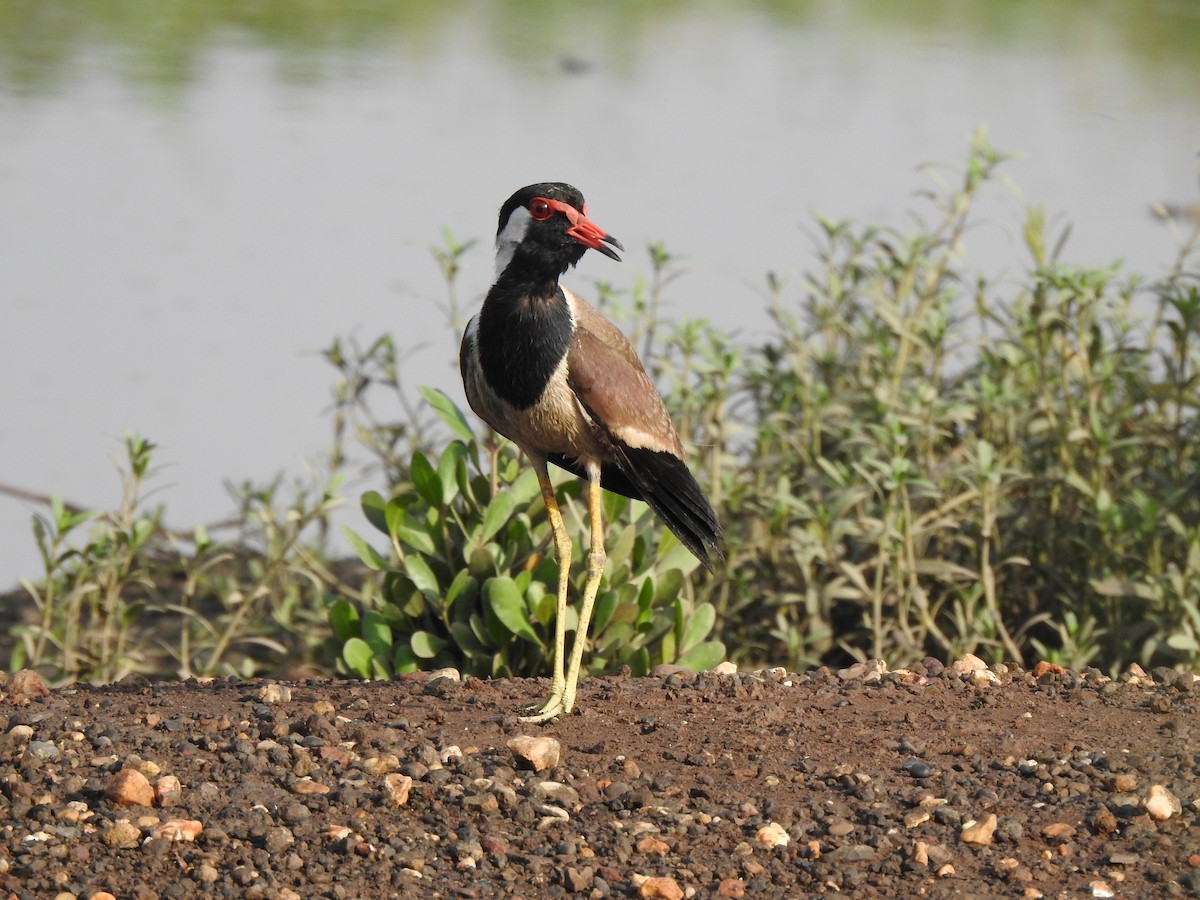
3,1,1199,587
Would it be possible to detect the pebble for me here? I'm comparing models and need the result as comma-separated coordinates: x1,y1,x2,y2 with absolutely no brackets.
1040,822,1075,842
902,758,934,779
960,814,998,846
711,661,738,675
826,844,876,863
507,735,561,772
717,877,745,896
1142,784,1181,820
7,724,35,745
970,668,1000,687
634,875,685,900
951,654,987,675
384,773,413,807
258,684,291,704
103,820,142,849
8,669,51,698
265,825,295,852
151,819,202,842
105,768,155,808
566,865,595,891
636,835,670,856
1109,773,1138,792
362,753,400,775
1032,660,1067,678
533,780,580,809
754,822,788,848
153,775,182,806
291,778,331,796
463,792,500,814
27,740,60,760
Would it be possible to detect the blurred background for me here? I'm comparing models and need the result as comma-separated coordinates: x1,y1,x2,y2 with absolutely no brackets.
2,0,1199,590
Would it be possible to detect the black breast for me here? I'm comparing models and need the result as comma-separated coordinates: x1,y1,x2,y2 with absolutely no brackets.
476,283,573,410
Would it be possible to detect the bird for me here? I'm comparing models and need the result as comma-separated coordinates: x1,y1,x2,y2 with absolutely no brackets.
459,182,724,722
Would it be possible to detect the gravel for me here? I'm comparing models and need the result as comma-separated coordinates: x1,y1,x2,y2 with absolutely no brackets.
1,660,1199,897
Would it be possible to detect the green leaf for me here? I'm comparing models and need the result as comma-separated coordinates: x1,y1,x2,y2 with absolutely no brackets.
438,441,467,505
384,497,407,539
601,489,629,523
484,577,544,647
479,491,516,544
450,621,486,654
469,613,495,649
362,610,393,658
327,599,360,642
446,569,480,622
680,602,717,653
393,516,437,556
468,544,495,578
419,386,477,443
509,466,543,506
411,630,447,659
130,518,156,552
1166,633,1200,653
654,536,702,576
342,638,374,679
531,585,558,628
676,640,726,673
660,629,676,665
626,646,651,677
590,590,618,635
654,569,685,604
607,523,637,577
383,573,424,618
393,644,419,673
404,555,442,601
410,451,443,507
361,490,388,535
342,526,389,571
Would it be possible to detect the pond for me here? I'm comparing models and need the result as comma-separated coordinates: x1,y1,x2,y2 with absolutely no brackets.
2,1,1199,586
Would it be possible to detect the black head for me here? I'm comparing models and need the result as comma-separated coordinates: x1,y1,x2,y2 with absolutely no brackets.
494,182,624,278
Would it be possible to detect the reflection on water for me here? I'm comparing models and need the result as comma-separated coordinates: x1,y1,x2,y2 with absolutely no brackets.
1,1,1199,585
3,1,1200,95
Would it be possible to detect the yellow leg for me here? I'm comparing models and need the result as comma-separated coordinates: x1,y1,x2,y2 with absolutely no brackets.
519,457,573,723
559,465,606,716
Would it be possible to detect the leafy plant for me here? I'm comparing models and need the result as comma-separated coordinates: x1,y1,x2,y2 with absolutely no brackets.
336,389,724,679
11,435,346,682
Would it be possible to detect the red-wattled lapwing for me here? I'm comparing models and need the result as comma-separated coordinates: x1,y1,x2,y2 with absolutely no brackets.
460,182,724,722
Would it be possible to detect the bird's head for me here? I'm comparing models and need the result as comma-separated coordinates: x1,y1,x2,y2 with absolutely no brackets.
494,182,624,277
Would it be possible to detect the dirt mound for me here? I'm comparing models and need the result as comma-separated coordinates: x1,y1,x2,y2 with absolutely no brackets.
2,660,1198,898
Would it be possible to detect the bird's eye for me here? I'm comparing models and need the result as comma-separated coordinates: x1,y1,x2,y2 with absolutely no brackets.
529,198,553,220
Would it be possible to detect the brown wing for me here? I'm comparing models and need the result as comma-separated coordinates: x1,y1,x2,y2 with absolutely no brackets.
565,294,724,569
566,296,684,458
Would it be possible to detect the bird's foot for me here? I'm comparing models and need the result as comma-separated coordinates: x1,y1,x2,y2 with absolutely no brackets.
517,687,572,723
516,703,563,724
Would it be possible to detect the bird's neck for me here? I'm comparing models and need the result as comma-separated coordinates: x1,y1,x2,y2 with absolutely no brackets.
476,272,574,410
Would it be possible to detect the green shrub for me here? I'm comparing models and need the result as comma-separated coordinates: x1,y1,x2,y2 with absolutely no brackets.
335,389,724,679
12,435,341,682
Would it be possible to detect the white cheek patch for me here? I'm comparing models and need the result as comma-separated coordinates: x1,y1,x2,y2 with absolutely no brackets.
495,206,532,276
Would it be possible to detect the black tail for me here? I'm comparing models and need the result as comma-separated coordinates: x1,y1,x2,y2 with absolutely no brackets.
548,448,724,571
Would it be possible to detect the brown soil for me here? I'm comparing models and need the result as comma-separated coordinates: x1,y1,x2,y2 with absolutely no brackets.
1,661,1198,899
